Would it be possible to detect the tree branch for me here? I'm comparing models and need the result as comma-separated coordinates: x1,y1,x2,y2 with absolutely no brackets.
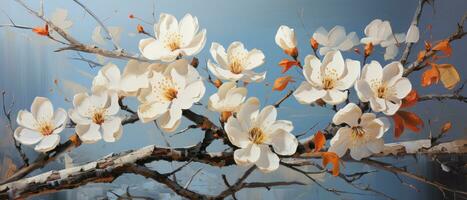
403,12,467,76
400,0,427,65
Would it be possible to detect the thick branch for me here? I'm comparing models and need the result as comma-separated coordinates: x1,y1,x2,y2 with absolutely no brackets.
418,94,467,103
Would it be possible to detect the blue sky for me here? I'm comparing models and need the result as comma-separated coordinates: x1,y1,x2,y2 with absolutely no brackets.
0,0,466,199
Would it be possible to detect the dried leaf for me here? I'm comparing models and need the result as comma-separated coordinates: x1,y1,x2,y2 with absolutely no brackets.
437,64,460,90
313,131,325,152
1,156,17,179
322,152,339,176
137,24,145,33
272,76,295,91
32,24,49,36
397,111,424,132
432,39,452,57
364,42,373,57
392,113,405,138
440,121,452,134
278,59,299,73
417,50,426,62
421,64,439,87
401,90,419,108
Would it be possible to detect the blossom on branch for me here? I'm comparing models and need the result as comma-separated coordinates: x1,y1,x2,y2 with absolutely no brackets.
294,51,360,105
360,19,406,60
92,60,150,96
208,42,266,82
329,103,389,160
225,97,298,172
208,82,247,122
139,13,206,62
137,59,205,132
312,26,359,56
355,61,412,115
14,97,67,152
275,25,298,57
69,91,122,143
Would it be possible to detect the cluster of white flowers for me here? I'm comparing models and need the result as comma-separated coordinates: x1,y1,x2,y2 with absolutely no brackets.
14,13,418,171
276,21,414,160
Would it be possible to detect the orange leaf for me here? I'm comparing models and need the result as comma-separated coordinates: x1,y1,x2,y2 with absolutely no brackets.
364,42,373,57
322,152,340,176
278,59,299,73
421,64,439,87
313,131,326,152
401,90,419,108
417,50,426,62
32,24,49,36
437,64,460,90
392,113,405,138
440,122,452,134
432,39,452,57
310,38,318,50
397,111,424,132
272,76,295,91
137,24,145,33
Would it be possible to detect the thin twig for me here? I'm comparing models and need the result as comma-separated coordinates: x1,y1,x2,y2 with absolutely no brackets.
400,0,427,65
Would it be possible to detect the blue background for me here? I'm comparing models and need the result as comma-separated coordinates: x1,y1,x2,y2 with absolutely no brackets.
1,0,466,199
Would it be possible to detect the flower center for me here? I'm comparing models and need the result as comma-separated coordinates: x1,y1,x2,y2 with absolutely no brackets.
92,109,106,125
230,60,244,74
377,86,387,98
322,77,335,90
351,126,365,139
163,88,178,101
249,127,267,144
164,32,182,51
38,122,54,136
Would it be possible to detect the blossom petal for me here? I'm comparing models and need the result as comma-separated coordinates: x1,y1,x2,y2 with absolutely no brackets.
34,134,60,152
138,102,170,123
234,143,261,165
156,13,179,36
14,127,43,145
303,55,322,87
225,117,250,148
328,127,351,157
158,105,182,132
335,59,360,90
275,25,297,50
392,78,412,99
269,129,298,156
354,80,373,102
16,110,37,130
361,61,383,83
102,117,123,142
237,97,260,131
327,26,347,47
332,103,361,126
140,39,171,61
256,105,277,129
366,139,384,154
244,49,265,70
179,14,198,46
322,89,348,105
384,45,399,61
312,27,329,46
68,109,91,125
52,108,67,134
76,123,102,144
255,145,280,172
350,145,373,160
383,98,401,116
31,97,54,121
293,82,326,104
242,70,266,83
209,42,229,68
406,24,419,43
382,62,403,86
266,120,294,134
182,29,206,56
208,60,243,81
322,51,345,77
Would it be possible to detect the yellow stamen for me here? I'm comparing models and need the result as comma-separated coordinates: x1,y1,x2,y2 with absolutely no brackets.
249,127,267,144
163,88,178,101
230,60,243,74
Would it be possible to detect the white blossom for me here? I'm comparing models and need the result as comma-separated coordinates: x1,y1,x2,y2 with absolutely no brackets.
92,60,150,96
139,13,206,62
208,82,247,113
312,26,359,56
294,51,360,105
69,91,122,143
275,25,297,51
360,19,406,60
329,103,390,160
208,42,266,82
355,61,412,115
14,97,67,152
137,59,205,132
225,97,298,172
